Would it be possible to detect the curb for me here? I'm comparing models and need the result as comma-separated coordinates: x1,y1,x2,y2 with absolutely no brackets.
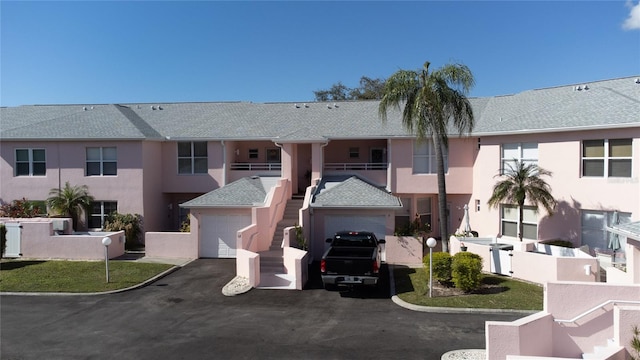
0,259,195,296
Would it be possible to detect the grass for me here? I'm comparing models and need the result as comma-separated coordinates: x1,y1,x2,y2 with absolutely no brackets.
393,266,544,310
0,259,174,293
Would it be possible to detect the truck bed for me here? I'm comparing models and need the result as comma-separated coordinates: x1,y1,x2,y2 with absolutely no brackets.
322,246,376,276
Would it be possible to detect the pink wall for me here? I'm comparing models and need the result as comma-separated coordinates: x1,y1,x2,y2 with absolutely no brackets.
384,236,424,265
323,139,387,163
2,218,125,260
471,129,640,243
141,141,166,233
144,231,197,259
161,141,224,193
486,312,555,359
390,138,475,195
236,249,260,287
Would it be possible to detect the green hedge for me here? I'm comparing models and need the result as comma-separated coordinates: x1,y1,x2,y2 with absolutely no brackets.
451,252,483,292
424,251,453,284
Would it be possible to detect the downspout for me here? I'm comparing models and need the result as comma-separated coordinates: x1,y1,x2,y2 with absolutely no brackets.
386,138,392,192
221,140,226,187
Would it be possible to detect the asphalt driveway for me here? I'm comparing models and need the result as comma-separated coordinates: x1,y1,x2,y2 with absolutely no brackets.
1,259,523,359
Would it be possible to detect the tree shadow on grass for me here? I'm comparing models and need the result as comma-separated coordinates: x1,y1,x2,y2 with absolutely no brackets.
0,260,46,271
391,265,416,295
469,275,509,295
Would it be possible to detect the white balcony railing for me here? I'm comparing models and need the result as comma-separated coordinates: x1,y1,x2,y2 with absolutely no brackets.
324,163,388,171
230,163,282,171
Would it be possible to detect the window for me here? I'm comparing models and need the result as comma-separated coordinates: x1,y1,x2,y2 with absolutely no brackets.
501,143,537,174
349,147,360,159
15,148,46,176
266,148,281,163
178,142,208,174
413,140,447,174
581,210,631,254
89,201,117,229
582,138,632,177
248,149,259,159
86,147,117,176
501,204,538,239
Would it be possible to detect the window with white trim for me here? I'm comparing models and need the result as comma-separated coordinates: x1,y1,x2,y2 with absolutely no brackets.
89,201,117,229
413,140,447,174
501,143,537,174
581,210,631,254
86,147,117,176
582,139,632,178
178,142,208,174
15,148,46,176
349,147,360,159
501,204,538,239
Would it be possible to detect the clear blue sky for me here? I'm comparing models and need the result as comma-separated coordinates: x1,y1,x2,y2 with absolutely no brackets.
1,1,639,107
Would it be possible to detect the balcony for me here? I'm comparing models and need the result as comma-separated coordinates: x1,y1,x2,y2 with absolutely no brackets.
229,163,282,182
323,162,388,186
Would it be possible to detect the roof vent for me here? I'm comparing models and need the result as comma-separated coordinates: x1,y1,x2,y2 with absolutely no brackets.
327,104,332,109
83,106,87,111
583,84,589,90
158,106,163,110
635,78,640,84
295,103,300,108
575,85,582,91
334,103,339,108
151,106,156,110
304,103,309,108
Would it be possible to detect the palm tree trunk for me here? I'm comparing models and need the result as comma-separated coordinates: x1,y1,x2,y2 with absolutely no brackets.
433,134,449,252
518,201,524,242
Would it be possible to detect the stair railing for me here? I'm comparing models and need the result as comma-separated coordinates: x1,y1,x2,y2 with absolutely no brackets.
554,300,640,323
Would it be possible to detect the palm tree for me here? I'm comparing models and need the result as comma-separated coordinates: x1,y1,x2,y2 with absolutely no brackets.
47,182,94,231
487,161,557,241
379,61,475,252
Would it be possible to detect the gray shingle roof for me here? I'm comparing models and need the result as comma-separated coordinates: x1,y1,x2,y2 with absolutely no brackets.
2,76,638,141
180,176,276,208
311,175,402,208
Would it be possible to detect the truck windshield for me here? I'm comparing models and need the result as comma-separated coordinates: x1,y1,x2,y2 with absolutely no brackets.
333,234,376,247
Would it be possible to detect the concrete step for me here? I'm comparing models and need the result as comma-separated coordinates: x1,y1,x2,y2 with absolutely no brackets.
256,273,296,290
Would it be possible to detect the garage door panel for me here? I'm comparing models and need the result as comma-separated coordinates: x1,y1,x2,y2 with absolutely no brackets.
201,215,251,258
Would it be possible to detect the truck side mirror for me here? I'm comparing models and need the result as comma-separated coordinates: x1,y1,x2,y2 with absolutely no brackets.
326,238,332,243
378,239,386,244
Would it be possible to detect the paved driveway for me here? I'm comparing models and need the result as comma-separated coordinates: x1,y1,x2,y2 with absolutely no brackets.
1,259,523,359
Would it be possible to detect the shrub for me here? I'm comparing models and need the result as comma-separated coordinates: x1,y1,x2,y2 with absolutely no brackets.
103,212,142,250
0,224,6,258
424,251,452,284
451,252,483,292
180,216,190,232
0,198,43,218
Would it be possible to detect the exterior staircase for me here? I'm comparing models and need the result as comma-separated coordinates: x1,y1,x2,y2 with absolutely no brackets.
256,196,304,289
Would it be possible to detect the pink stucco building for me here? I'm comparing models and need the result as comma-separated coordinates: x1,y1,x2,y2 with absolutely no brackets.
1,76,639,357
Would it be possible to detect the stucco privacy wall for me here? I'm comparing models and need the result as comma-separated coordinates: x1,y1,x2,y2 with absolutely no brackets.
1,218,125,260
471,129,640,243
144,231,198,259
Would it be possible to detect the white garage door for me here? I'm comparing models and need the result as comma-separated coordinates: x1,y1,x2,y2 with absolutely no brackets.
200,215,252,258
324,215,387,242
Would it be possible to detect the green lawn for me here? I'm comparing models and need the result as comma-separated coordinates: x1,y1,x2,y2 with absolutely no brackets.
0,260,174,293
393,266,544,310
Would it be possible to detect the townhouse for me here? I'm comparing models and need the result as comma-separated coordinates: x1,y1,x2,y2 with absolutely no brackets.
1,76,638,263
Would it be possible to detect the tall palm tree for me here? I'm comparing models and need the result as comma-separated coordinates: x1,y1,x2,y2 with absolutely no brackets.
487,161,557,241
379,61,475,252
47,182,94,231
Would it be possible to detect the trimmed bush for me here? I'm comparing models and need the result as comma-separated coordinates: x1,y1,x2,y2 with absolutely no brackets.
451,252,483,292
0,224,6,258
103,212,142,250
424,251,453,284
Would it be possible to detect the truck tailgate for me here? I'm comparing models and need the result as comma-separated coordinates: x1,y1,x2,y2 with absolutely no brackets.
323,247,376,275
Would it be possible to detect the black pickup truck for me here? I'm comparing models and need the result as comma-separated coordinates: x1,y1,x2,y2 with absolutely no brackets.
320,231,385,289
